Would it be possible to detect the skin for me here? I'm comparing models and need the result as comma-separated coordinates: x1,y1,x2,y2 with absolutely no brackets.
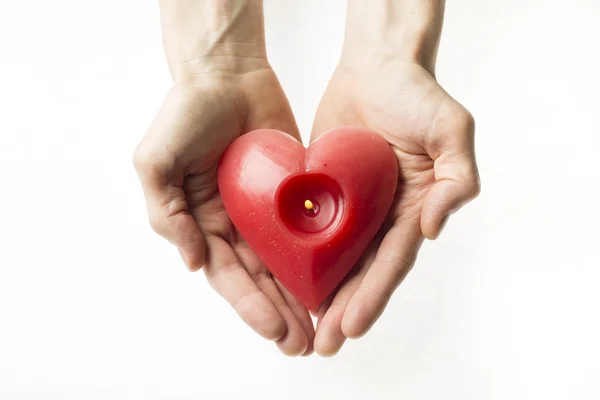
134,0,480,357
134,0,314,356
311,0,480,356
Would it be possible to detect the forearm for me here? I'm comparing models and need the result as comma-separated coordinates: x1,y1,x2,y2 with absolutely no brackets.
342,0,445,73
159,0,267,78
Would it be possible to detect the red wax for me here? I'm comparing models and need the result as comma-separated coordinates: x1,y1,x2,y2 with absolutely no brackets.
218,127,398,310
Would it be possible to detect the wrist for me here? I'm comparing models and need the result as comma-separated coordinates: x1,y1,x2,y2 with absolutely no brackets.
160,0,268,78
340,0,445,74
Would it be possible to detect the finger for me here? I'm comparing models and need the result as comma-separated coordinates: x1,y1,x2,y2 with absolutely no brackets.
421,107,480,240
341,220,424,339
275,280,315,357
233,241,308,357
203,235,287,341
313,246,377,357
315,296,332,333
259,280,308,357
313,278,357,357
133,153,206,271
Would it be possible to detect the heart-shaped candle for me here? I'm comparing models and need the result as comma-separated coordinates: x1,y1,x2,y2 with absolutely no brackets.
218,127,398,310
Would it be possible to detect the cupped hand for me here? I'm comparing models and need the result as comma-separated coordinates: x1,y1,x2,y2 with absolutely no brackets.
133,67,315,356
311,60,481,356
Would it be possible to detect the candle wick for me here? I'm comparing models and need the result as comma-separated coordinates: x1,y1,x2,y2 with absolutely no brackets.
304,199,314,211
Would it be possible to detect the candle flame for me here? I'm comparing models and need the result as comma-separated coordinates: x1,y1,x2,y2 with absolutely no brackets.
304,200,314,210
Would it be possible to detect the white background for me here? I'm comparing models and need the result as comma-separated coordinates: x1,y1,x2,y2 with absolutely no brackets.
1,0,599,399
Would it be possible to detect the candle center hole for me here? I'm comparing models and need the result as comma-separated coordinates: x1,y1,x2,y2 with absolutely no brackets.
277,173,344,236
304,199,320,217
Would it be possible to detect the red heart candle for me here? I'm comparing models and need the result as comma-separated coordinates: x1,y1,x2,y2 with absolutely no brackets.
218,127,398,310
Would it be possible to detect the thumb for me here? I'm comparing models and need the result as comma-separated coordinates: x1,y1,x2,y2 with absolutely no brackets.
133,153,206,272
421,105,481,240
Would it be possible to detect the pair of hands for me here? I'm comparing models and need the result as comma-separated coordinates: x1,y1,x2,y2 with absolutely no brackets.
134,1,480,357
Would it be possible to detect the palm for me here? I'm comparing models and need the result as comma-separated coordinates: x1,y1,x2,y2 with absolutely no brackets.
310,61,478,355
184,160,274,298
314,62,449,214
136,68,315,356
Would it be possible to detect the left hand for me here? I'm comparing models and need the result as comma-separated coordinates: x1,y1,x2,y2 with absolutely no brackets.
311,59,481,356
134,0,314,356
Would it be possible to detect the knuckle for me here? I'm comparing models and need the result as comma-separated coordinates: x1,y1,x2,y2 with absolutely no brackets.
442,106,475,141
248,271,272,285
148,214,165,235
231,290,262,314
375,251,417,272
463,169,481,200
462,109,476,132
454,107,475,135
432,103,476,152
437,100,475,135
328,299,349,312
356,285,386,299
469,176,482,199
206,261,238,283
132,145,175,178
132,145,152,172
133,156,165,181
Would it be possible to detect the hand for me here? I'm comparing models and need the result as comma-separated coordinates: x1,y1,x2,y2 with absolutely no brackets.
133,0,314,356
311,59,480,355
